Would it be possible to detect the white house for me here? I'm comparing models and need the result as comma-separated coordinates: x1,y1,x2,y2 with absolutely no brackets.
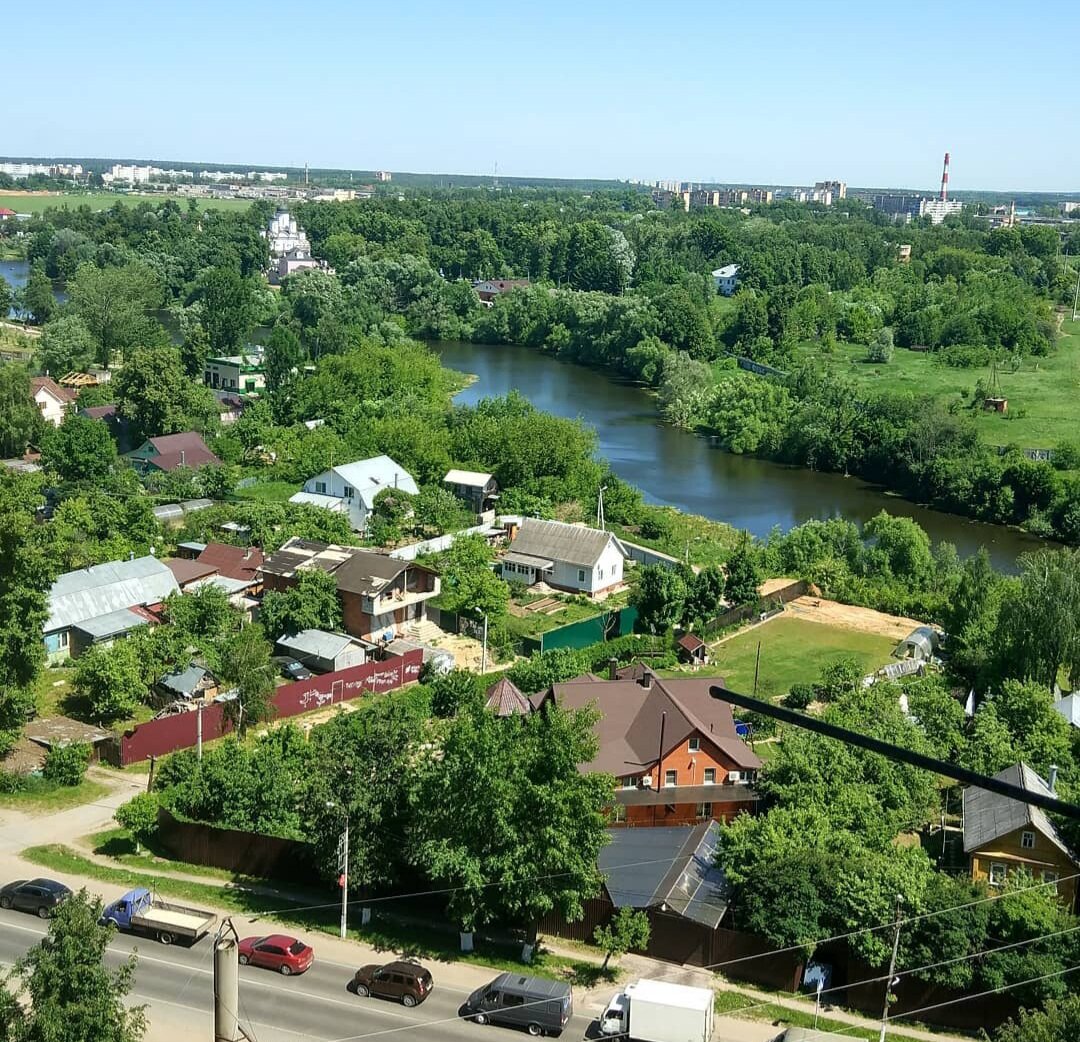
30,377,75,427
290,455,418,534
711,264,740,296
501,518,628,597
263,209,311,257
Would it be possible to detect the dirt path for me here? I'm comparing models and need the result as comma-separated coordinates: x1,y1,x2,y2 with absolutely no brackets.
785,595,925,641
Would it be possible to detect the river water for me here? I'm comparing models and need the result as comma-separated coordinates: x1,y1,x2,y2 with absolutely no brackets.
435,340,1051,572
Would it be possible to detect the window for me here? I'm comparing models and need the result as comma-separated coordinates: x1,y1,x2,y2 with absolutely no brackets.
315,480,327,495
688,737,700,753
58,631,69,649
1044,870,1059,891
619,775,636,789
728,770,742,783
704,768,716,785
697,802,713,818
578,569,586,583
598,567,604,580
664,769,677,787
503,994,524,1008
1021,831,1035,850
988,862,1007,887
343,485,354,499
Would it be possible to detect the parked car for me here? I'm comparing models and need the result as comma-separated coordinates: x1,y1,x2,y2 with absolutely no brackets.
350,961,433,1006
274,657,313,681
237,934,314,975
464,973,572,1036
0,878,71,918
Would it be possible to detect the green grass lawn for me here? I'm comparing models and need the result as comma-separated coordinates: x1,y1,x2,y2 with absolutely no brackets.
0,192,255,215
33,666,153,733
232,479,299,504
796,317,1080,450
709,616,897,701
0,777,111,812
609,509,741,568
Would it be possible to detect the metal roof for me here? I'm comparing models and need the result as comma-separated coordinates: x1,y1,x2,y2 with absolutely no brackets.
71,608,149,640
963,763,1074,858
46,557,179,633
330,456,418,509
159,665,211,696
277,629,369,660
485,677,532,717
502,550,554,570
289,491,349,512
444,469,494,487
508,518,626,569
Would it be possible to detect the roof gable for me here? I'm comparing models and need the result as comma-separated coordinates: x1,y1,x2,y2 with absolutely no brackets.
329,456,418,508
47,556,179,632
31,376,76,405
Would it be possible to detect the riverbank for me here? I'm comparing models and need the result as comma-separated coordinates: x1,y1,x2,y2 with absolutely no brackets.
434,340,1053,570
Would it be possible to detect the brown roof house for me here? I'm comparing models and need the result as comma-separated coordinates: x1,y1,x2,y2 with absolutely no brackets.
536,665,761,827
31,376,76,427
678,633,709,666
126,432,221,474
963,763,1079,910
260,536,440,643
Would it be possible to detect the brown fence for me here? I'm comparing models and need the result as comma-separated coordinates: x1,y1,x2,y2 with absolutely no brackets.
119,649,424,765
155,806,316,882
702,579,808,637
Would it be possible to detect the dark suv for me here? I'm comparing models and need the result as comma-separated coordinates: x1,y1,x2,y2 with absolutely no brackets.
0,878,71,918
350,961,433,1006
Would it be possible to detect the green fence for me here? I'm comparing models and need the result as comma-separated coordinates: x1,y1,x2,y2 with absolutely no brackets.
523,605,639,655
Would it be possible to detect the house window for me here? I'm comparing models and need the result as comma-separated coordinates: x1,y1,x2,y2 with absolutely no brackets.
727,770,742,783
598,567,604,580
988,862,1008,887
697,802,713,818
664,769,677,787
704,768,716,785
688,738,700,753
1043,870,1059,891
578,569,586,583
315,481,327,495
1021,831,1035,850
619,776,636,789
343,485,354,499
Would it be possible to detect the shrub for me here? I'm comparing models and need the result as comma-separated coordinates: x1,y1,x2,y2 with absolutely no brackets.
114,792,160,852
42,743,91,787
782,683,815,710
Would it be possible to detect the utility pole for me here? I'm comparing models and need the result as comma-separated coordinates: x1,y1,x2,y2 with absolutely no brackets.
480,612,489,674
1072,264,1079,321
214,919,250,1042
597,485,607,531
196,701,203,762
879,896,903,1042
752,642,762,698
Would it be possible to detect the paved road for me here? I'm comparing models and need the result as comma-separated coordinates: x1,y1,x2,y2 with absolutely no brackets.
0,909,597,1042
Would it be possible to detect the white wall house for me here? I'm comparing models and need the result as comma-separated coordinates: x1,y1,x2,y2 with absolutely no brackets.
290,455,418,534
31,377,75,427
711,264,740,296
501,518,628,597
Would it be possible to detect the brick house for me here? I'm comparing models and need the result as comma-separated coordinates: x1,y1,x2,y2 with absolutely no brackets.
536,664,761,827
259,537,440,643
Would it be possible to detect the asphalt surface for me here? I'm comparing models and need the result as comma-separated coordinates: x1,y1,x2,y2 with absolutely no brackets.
0,908,597,1042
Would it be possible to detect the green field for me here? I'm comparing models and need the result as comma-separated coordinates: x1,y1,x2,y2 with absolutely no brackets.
798,316,1080,449
0,191,255,215
709,616,897,701
232,479,298,503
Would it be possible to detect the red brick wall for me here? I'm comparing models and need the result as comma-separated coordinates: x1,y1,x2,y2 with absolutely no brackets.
634,732,748,789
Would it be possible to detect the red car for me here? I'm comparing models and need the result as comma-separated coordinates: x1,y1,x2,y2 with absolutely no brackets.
237,934,314,976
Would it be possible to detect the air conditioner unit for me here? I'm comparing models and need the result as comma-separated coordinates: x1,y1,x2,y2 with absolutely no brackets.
640,776,653,789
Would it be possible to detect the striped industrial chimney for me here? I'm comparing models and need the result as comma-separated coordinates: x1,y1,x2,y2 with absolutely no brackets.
939,152,950,202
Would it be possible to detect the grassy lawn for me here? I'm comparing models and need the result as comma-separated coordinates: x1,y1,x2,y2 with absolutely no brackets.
709,616,897,701
232,479,298,504
23,843,613,985
33,666,153,733
796,317,1080,450
505,598,604,638
609,509,741,568
0,777,111,812
0,192,254,215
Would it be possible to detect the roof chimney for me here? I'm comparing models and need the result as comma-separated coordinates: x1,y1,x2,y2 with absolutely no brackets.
1049,765,1058,794
641,671,653,690
608,657,618,681
180,449,186,466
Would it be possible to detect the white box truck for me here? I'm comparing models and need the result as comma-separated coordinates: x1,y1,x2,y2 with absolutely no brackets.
599,979,713,1042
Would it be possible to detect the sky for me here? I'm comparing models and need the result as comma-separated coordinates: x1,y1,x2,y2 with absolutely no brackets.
6,0,1080,191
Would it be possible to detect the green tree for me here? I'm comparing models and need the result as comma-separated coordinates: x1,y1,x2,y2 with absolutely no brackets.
114,793,160,853
164,585,236,643
216,625,276,736
631,564,688,633
686,565,726,624
196,266,255,355
36,316,97,376
0,889,146,1042
412,700,612,934
40,414,118,483
22,264,55,325
73,642,145,724
724,536,762,606
0,365,43,458
42,743,90,787
593,907,651,970
816,656,863,701
179,325,211,380
259,569,343,641
429,669,484,719
997,995,1080,1042
0,276,11,320
112,344,219,443
68,261,163,366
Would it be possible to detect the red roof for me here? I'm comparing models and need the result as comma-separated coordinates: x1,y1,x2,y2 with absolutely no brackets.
678,633,706,652
0,208,16,218
484,676,532,717
196,542,263,583
30,376,76,405
144,432,220,472
165,559,220,586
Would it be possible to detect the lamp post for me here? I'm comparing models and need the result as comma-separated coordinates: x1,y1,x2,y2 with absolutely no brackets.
327,801,349,939
472,607,489,674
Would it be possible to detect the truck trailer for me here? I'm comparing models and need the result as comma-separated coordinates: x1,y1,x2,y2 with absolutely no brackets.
599,978,714,1042
101,887,217,946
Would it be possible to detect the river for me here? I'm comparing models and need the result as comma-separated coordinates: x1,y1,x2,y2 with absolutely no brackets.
435,340,1051,572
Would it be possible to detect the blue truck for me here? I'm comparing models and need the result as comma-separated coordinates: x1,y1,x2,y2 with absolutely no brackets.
101,887,217,946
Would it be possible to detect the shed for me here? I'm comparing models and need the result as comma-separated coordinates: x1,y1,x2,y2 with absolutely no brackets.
484,676,532,718
276,629,375,674
155,665,218,705
894,626,939,661
24,716,114,763
677,633,708,665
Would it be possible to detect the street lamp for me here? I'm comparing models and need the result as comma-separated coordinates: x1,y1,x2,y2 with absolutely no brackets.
326,800,349,939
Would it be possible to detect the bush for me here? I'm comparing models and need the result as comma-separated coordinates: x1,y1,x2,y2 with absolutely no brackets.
0,770,25,794
42,743,90,787
114,792,160,851
782,683,815,710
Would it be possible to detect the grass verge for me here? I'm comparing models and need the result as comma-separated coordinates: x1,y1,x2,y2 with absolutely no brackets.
0,778,111,812
22,843,614,986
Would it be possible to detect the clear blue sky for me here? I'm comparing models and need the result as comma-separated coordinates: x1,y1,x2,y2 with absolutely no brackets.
7,0,1078,191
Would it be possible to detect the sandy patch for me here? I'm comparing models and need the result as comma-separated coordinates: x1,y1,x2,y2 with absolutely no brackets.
785,595,925,641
